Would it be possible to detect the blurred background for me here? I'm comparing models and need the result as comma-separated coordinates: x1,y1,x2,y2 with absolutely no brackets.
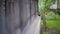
0,0,60,34
38,0,60,34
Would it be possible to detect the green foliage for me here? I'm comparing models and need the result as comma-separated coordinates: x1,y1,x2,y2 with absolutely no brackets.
38,0,57,12
38,0,60,34
46,12,56,20
55,31,60,34
57,10,60,15
46,12,60,30
46,12,60,20
38,0,57,18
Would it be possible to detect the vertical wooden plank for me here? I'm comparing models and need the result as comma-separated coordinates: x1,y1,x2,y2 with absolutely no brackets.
0,0,8,34
19,0,31,29
0,0,3,34
5,0,21,34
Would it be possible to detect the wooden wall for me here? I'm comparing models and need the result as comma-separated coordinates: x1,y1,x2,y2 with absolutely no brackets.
0,0,40,34
0,0,8,34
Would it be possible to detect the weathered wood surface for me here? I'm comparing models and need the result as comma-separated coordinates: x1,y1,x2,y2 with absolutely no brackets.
0,0,41,34
0,0,8,34
22,16,41,34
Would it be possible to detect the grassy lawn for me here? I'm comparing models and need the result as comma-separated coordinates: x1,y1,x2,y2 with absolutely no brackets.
46,19,60,30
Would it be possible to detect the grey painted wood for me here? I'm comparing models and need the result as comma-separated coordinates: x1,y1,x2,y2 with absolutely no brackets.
22,16,41,34
5,0,40,34
6,0,21,34
0,0,8,34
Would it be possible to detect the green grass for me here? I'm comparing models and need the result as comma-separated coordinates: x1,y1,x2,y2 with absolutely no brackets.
43,32,49,34
46,19,60,30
